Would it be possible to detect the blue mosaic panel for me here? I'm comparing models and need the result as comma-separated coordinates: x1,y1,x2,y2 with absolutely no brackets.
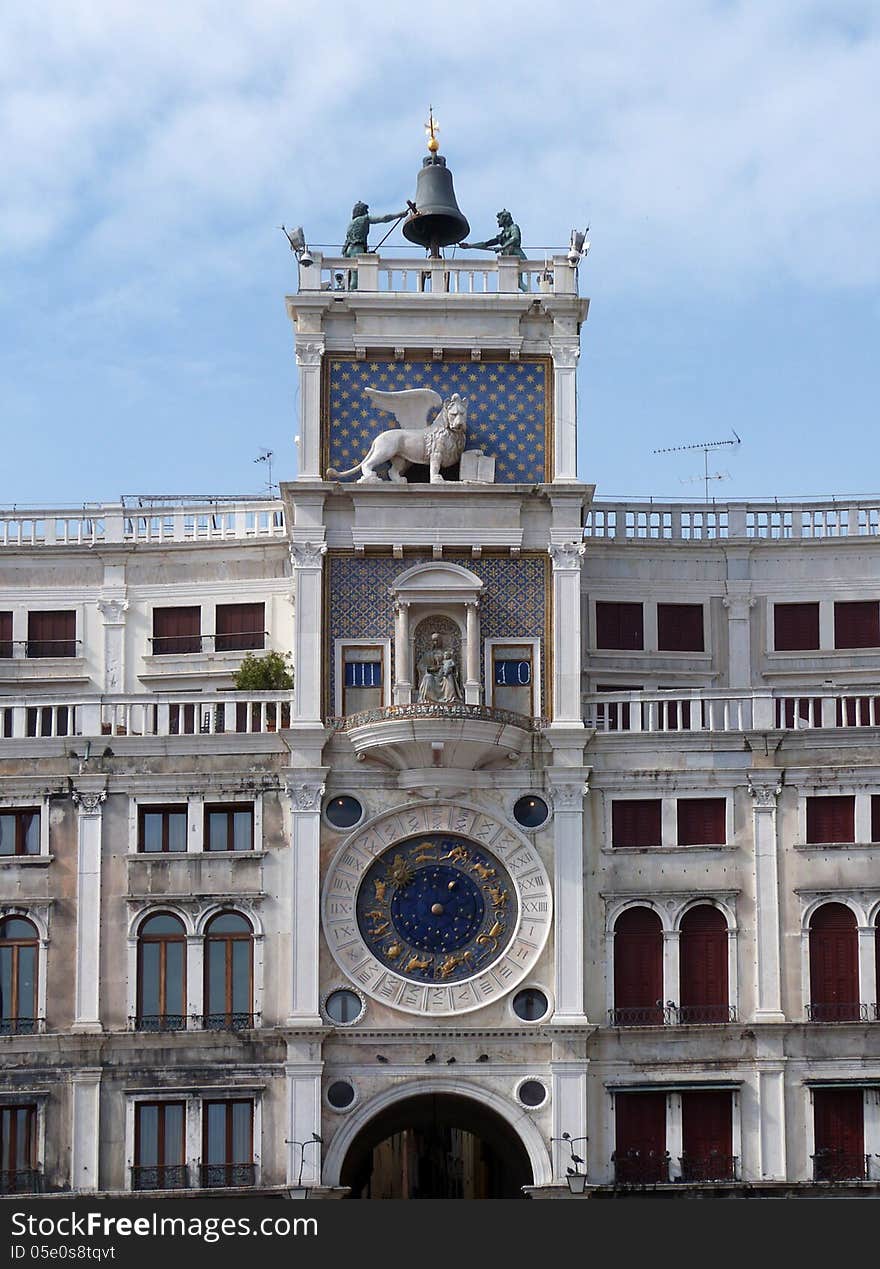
325,357,550,484
326,553,547,715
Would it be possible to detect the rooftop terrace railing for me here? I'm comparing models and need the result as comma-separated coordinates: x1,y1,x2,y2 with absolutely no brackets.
0,501,285,548
585,689,880,735
295,251,579,297
0,693,294,739
583,499,880,541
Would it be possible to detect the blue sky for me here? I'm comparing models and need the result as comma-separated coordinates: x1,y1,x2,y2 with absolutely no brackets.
2,0,878,506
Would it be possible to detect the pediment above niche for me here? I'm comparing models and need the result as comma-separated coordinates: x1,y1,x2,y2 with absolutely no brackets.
389,561,483,606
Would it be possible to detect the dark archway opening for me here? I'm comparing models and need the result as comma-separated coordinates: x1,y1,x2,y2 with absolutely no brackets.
340,1093,533,1199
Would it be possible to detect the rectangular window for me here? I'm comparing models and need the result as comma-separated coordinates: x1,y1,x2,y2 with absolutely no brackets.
490,644,535,716
341,645,384,716
657,603,704,652
134,1101,186,1191
806,795,855,844
0,1105,38,1192
152,607,201,655
205,805,254,853
595,602,644,651
612,799,662,848
0,809,40,857
677,797,726,846
813,1088,865,1181
0,613,12,659
680,1090,734,1181
614,1092,668,1183
214,603,265,653
202,1100,254,1188
834,600,880,649
774,602,820,651
139,806,188,853
872,796,880,844
26,611,75,659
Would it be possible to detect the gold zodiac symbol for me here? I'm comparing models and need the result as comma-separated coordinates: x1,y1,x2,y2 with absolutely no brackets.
373,878,389,903
487,885,509,908
405,953,432,973
413,843,438,864
476,917,505,953
436,950,473,979
387,854,413,886
470,860,496,881
385,943,403,959
440,844,469,865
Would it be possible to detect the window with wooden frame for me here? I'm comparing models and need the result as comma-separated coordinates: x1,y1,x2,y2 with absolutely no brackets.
612,907,664,1026
0,809,40,857
679,906,730,1024
676,797,726,846
0,1104,38,1194
657,603,704,652
595,601,644,651
834,600,880,649
204,804,254,853
138,806,188,854
812,1089,865,1180
611,800,662,848
0,613,11,660
491,643,535,717
613,1091,667,1183
214,603,265,653
774,602,820,651
0,917,38,1035
680,1090,734,1181
151,607,201,655
806,796,855,844
201,1099,254,1188
26,610,75,659
809,903,860,1022
872,796,880,843
203,913,254,1030
136,913,186,1032
341,645,384,716
133,1101,187,1191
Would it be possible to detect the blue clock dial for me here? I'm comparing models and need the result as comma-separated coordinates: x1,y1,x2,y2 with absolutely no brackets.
356,834,517,983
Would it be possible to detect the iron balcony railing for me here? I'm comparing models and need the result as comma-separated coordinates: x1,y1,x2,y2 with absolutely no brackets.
131,1015,187,1033
199,1163,256,1188
811,1151,872,1182
148,632,267,655
198,1013,259,1032
612,1150,671,1185
0,1169,43,1195
608,1004,737,1027
678,1154,739,1182
807,1002,876,1023
131,1165,190,1191
0,1017,44,1036
0,639,82,660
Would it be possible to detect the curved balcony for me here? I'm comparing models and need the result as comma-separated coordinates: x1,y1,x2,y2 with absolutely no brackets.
332,702,542,773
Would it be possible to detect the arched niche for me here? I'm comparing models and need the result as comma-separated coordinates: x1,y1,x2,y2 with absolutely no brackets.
389,562,484,705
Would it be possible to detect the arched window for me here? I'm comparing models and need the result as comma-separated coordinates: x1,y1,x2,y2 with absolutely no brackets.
612,908,663,1026
204,913,253,1030
679,906,730,1023
0,917,38,1035
809,903,859,1021
137,914,186,1032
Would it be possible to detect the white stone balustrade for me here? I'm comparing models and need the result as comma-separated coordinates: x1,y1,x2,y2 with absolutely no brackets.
298,252,579,297
0,692,295,739
0,501,285,547
584,499,880,541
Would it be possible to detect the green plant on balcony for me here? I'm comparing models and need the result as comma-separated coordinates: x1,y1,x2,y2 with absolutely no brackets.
232,651,294,691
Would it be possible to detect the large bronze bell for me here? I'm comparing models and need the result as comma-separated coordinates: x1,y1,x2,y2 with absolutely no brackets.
403,155,470,257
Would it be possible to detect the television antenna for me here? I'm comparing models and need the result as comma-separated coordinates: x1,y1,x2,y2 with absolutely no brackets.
653,431,741,503
254,448,277,496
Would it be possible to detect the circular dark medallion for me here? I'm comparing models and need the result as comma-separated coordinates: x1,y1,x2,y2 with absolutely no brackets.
356,834,517,984
327,1080,356,1110
325,795,364,829
513,795,549,829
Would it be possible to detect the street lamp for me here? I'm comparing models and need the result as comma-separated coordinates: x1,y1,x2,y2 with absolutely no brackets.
551,1132,588,1194
284,1132,323,1199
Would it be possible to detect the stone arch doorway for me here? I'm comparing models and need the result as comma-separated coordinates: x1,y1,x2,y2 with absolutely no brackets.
339,1092,534,1199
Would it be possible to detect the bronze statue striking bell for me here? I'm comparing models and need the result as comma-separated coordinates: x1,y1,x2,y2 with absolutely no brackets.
403,155,470,257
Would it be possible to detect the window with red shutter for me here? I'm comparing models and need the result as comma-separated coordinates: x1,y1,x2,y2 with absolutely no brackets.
26,611,75,658
871,796,880,843
676,798,726,846
214,603,265,652
773,602,820,651
614,1092,667,1183
0,613,11,659
806,796,855,844
595,602,644,650
681,1091,734,1180
679,906,729,1022
812,1089,865,1180
809,903,859,1021
612,907,663,1025
152,607,201,655
612,799,662,847
834,600,880,649
657,603,704,652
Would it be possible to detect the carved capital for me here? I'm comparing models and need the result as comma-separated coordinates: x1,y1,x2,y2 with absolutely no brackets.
548,542,586,570
71,788,107,815
550,782,589,810
552,344,581,370
97,598,129,624
286,781,326,812
294,340,324,368
723,595,756,617
748,776,783,809
289,541,327,569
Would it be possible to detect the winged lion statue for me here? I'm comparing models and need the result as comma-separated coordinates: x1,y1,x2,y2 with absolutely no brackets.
326,387,468,484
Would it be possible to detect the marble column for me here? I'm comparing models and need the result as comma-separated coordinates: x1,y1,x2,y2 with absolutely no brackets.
723,588,755,689
285,775,327,1025
548,543,586,726
393,600,411,704
550,1038,588,1183
294,339,325,480
550,340,580,482
289,542,326,723
70,1069,102,1192
549,775,590,1024
97,596,128,694
465,599,481,704
748,776,786,1022
71,787,106,1033
286,1038,324,1187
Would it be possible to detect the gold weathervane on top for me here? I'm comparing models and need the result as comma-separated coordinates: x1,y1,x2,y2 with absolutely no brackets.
424,107,440,154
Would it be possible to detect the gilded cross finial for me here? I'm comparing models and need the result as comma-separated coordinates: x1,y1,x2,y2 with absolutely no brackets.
425,106,440,154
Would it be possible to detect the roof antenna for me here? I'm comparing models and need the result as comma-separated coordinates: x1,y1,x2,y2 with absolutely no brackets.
255,448,277,496
653,430,741,503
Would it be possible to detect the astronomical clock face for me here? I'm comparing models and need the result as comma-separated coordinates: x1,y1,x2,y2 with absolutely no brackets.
356,835,517,984
322,802,552,1016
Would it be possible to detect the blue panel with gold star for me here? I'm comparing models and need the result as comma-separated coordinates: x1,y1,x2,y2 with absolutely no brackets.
324,355,551,484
